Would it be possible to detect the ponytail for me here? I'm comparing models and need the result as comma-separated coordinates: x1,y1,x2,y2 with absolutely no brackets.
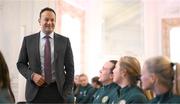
144,90,154,100
139,78,154,100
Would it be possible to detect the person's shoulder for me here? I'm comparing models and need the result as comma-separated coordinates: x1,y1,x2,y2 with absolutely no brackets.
129,86,147,98
168,95,180,103
94,87,102,94
54,33,69,39
87,83,93,88
24,32,40,39
108,83,119,89
128,88,148,103
112,83,119,87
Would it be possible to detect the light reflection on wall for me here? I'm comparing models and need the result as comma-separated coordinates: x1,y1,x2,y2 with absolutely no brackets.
61,14,81,74
170,27,180,62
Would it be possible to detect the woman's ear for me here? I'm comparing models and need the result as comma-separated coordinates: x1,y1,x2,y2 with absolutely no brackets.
150,73,157,84
121,69,127,77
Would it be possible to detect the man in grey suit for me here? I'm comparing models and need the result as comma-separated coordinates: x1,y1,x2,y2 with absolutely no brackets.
17,7,74,103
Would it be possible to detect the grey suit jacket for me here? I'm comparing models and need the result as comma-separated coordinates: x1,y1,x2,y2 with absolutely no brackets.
17,32,74,101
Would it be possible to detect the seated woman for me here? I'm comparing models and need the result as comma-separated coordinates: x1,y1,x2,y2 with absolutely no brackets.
0,51,15,103
112,56,147,104
141,56,180,104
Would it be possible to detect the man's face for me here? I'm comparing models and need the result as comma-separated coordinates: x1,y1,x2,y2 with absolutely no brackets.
39,11,55,35
79,76,88,87
74,75,80,85
99,61,113,84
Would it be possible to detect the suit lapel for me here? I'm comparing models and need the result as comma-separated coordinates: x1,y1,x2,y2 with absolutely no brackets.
54,33,65,61
54,33,58,61
34,33,41,73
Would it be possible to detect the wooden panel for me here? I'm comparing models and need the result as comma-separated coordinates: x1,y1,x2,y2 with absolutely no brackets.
162,18,180,57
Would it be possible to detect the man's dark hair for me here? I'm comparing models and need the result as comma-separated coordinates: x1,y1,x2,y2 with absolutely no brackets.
109,60,117,73
39,7,56,18
92,76,102,86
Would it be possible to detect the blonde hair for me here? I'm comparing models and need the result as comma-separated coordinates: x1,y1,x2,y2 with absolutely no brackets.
119,56,141,85
145,56,180,95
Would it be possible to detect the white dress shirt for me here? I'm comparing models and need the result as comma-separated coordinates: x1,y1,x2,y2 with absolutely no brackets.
39,31,56,82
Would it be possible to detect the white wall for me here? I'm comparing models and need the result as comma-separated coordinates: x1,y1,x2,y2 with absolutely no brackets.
0,0,23,102
83,0,180,80
83,0,103,79
143,0,180,60
1,0,180,102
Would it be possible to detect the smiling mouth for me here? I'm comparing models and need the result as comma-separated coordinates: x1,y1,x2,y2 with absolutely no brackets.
45,27,54,29
46,26,52,28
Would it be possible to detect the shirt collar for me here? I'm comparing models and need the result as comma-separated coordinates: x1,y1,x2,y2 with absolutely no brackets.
40,31,54,39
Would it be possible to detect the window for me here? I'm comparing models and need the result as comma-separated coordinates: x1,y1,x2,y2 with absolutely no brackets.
56,0,85,74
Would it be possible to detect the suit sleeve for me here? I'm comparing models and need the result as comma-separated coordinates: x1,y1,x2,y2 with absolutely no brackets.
16,37,33,80
63,38,74,96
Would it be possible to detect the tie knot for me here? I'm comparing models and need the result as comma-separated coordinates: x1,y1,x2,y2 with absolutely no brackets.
44,35,50,39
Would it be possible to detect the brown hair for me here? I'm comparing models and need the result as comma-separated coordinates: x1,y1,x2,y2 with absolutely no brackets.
0,51,15,102
0,52,10,89
91,76,102,87
119,56,141,85
145,56,180,95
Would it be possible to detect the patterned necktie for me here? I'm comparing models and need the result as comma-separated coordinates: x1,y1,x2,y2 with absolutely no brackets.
44,35,52,84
